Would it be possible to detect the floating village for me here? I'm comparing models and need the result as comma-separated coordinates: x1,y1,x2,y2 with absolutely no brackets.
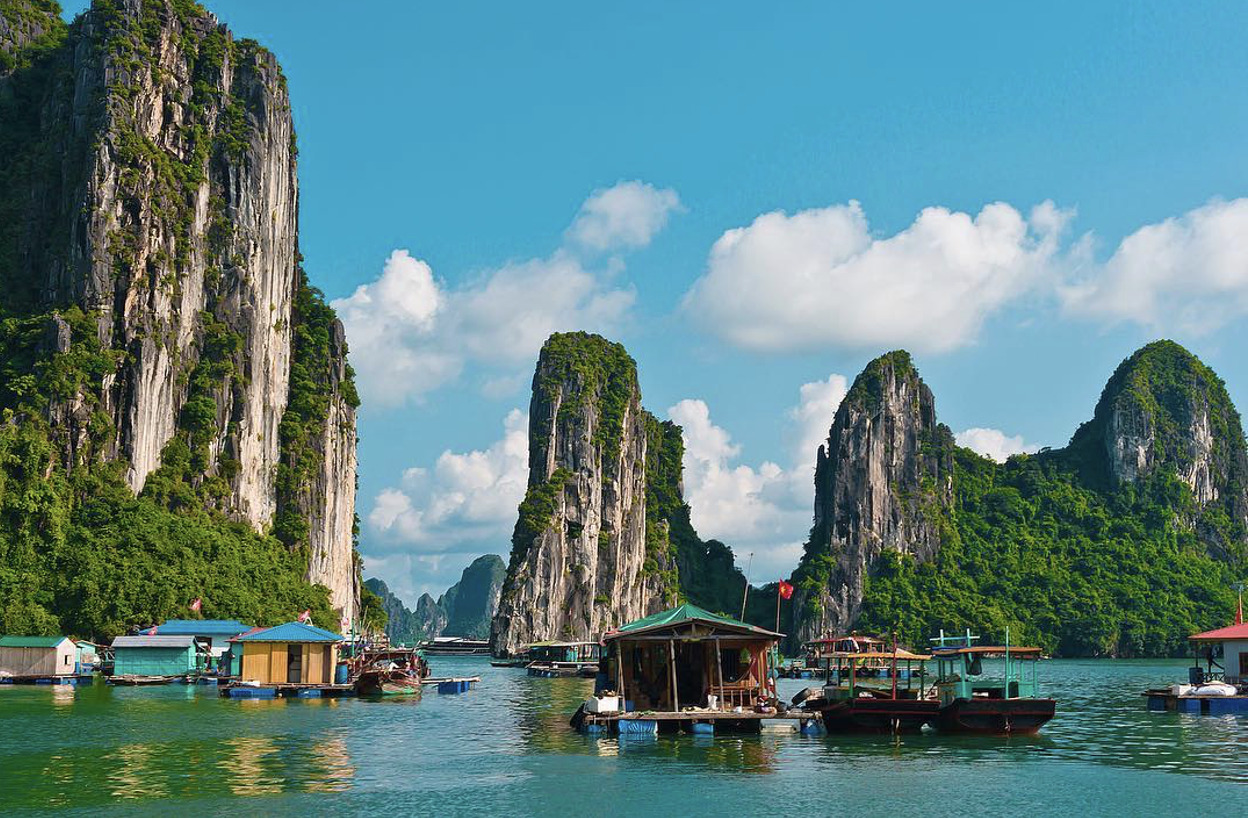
1,601,1245,736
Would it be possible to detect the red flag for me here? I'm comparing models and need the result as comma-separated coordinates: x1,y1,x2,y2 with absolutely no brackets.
145,626,157,635
298,609,312,623
190,598,202,613
778,580,794,600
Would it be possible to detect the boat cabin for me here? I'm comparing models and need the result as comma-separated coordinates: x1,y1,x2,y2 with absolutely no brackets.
929,630,1042,707
602,603,781,712
234,622,342,685
822,647,931,701
111,635,199,677
0,636,78,678
1188,621,1248,686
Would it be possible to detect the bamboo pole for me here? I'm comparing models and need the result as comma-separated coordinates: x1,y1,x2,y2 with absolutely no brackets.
668,639,678,712
616,643,624,700
740,552,754,620
714,637,724,710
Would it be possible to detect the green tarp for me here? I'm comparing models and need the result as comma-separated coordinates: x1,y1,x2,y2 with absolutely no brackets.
611,603,780,637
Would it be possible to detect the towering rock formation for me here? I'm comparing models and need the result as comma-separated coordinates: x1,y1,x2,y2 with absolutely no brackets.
440,554,506,638
0,0,358,622
491,333,679,655
1068,340,1247,545
790,341,1246,654
791,351,954,641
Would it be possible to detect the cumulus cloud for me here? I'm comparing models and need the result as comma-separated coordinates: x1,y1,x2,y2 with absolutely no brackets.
367,409,530,554
566,181,683,252
954,427,1040,463
667,372,848,583
1059,198,1248,334
684,197,1248,355
683,200,1069,354
334,181,679,407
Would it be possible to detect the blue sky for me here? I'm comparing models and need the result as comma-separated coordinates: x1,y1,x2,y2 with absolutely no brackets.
64,2,1249,606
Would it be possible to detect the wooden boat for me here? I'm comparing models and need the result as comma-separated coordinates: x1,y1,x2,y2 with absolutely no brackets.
802,641,936,733
353,647,429,697
418,637,490,656
107,674,179,686
929,629,1054,735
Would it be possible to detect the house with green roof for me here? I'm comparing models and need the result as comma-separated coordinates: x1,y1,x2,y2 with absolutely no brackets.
598,603,784,722
0,636,78,679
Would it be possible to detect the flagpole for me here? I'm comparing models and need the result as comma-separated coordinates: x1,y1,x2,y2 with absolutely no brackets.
775,584,781,633
740,552,754,621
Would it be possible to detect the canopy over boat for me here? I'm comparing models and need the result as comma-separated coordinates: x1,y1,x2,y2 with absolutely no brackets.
825,648,931,661
931,645,1043,658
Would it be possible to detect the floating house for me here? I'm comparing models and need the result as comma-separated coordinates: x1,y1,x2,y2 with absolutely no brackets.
1189,621,1248,686
0,636,78,680
525,641,603,677
233,622,343,687
156,620,251,670
576,603,811,734
111,635,198,679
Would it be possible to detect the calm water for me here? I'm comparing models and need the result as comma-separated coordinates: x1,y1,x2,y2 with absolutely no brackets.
0,658,1244,816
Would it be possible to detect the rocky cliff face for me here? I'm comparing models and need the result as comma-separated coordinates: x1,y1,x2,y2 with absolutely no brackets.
0,0,358,621
792,351,954,642
491,333,677,655
440,555,505,638
1068,340,1247,556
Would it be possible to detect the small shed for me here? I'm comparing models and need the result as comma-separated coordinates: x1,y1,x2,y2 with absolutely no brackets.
603,603,782,711
0,636,77,678
111,635,198,677
1190,622,1248,685
235,622,342,685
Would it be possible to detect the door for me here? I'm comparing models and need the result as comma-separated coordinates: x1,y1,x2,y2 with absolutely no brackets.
287,644,303,683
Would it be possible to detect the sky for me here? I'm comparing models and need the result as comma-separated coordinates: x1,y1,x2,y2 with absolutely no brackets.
63,1,1250,607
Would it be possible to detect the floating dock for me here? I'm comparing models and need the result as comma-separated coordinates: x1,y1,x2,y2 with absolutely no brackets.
0,674,95,686
221,683,355,699
424,676,480,694
580,710,821,735
1142,689,1248,716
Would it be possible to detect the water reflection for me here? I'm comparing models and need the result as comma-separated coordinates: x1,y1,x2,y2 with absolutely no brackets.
108,743,168,800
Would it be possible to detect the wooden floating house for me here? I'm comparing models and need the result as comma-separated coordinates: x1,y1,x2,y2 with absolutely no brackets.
0,636,88,684
110,635,199,683
525,641,603,677
575,603,817,735
1144,619,1248,715
222,621,351,699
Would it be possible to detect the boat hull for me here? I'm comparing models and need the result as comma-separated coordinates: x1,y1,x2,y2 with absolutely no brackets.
810,697,938,734
936,697,1055,735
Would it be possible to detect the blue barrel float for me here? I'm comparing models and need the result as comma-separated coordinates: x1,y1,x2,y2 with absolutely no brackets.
437,680,472,694
335,664,350,685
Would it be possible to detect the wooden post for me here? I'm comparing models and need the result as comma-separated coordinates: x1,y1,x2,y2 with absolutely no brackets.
714,637,724,710
615,642,624,700
668,639,678,712
891,632,898,700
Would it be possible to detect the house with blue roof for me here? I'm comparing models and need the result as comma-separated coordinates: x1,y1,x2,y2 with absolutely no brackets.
235,622,343,686
156,620,252,673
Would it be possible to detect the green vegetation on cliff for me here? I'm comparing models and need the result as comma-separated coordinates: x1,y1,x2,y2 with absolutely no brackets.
846,342,1247,657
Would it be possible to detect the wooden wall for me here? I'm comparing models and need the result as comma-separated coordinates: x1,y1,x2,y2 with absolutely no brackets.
240,642,337,684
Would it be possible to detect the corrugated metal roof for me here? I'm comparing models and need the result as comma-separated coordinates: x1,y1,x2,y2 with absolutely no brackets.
111,635,197,649
0,635,72,648
1190,622,1248,642
157,619,252,636
236,622,342,643
227,626,269,642
605,603,782,640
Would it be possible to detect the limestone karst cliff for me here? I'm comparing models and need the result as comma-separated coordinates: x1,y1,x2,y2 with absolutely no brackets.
0,0,358,632
790,351,953,642
490,333,682,655
789,341,1247,656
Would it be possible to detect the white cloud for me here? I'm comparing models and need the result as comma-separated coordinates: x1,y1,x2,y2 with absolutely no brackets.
367,409,530,555
566,180,682,252
334,182,679,407
954,427,1040,463
667,372,848,584
1059,198,1248,334
683,200,1069,354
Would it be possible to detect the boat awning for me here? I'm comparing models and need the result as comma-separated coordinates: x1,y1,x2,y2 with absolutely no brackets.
931,645,1042,657
825,649,931,661
1189,622,1248,643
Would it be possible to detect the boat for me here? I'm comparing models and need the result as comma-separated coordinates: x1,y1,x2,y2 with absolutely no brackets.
801,638,936,733
1142,617,1247,715
418,637,491,656
490,658,529,668
929,629,1054,735
524,642,603,678
354,647,430,697
107,674,180,686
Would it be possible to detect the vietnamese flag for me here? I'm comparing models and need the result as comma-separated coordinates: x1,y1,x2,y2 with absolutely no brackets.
779,580,794,600
190,597,202,613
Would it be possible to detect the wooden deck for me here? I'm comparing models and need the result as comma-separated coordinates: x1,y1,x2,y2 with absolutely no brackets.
586,710,816,722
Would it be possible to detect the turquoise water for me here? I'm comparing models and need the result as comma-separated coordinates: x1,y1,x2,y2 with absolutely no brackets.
0,658,1244,816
